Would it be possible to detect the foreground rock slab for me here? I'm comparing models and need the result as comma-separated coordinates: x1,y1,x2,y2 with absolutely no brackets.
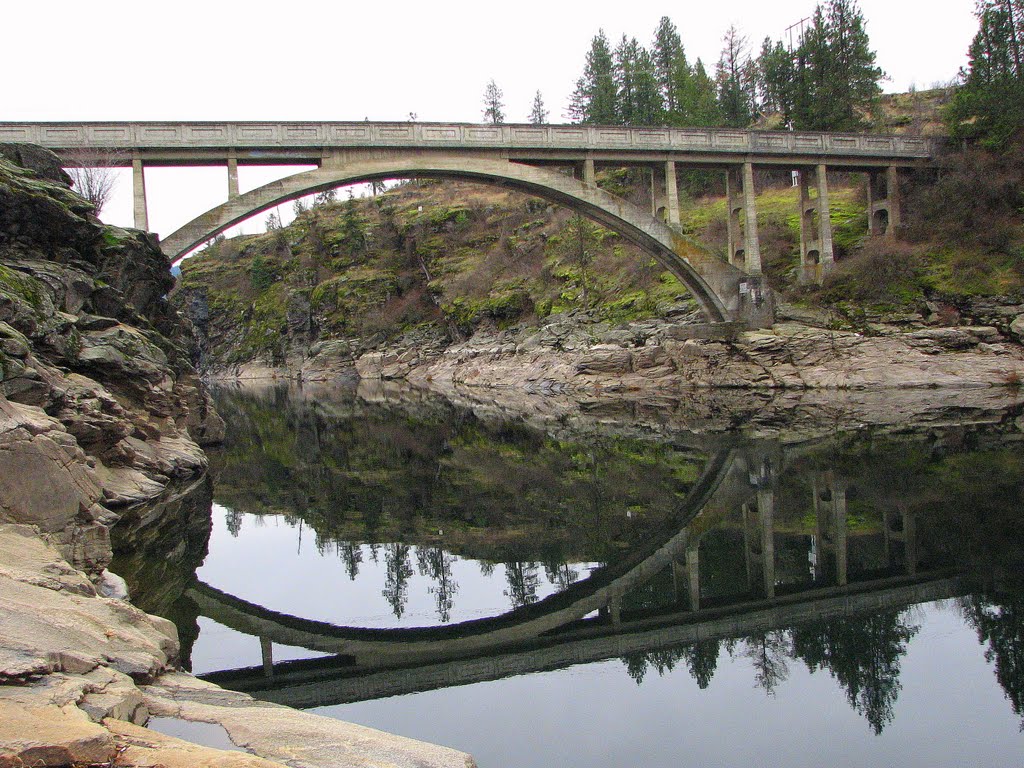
0,525,177,681
142,673,477,768
0,701,115,767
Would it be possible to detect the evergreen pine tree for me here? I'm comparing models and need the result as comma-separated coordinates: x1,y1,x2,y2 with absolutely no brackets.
529,90,549,124
652,17,686,116
948,0,1024,146
567,30,619,123
482,79,506,124
633,44,665,124
756,0,883,132
688,59,723,126
614,36,640,124
716,25,757,127
822,0,883,130
758,37,797,124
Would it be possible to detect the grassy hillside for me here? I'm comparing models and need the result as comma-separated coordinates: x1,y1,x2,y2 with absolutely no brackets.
175,178,699,367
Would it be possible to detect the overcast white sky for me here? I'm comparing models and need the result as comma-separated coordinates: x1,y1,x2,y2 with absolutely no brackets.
3,0,978,243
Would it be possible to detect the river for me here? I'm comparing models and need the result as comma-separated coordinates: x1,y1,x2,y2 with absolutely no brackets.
113,382,1024,767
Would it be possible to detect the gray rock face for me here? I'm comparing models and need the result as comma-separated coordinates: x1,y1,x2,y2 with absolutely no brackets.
1010,314,1024,342
355,312,1024,397
0,147,218,570
0,143,71,185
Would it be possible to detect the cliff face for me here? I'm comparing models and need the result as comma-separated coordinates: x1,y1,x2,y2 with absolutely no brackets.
0,144,223,575
0,146,476,768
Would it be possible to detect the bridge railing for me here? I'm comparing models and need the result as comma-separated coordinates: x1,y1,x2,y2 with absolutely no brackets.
0,121,937,160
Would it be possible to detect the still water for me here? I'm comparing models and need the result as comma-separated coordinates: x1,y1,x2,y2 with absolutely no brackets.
116,383,1024,767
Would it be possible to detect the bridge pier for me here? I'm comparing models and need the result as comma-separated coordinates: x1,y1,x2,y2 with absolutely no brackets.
867,166,901,237
798,165,835,285
812,474,848,586
228,150,240,201
132,156,148,231
260,636,274,678
665,161,681,227
742,491,776,600
670,536,702,612
582,157,596,187
726,163,762,275
649,162,681,227
884,508,918,575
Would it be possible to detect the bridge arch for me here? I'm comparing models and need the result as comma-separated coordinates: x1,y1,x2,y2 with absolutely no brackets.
160,154,751,324
188,448,760,662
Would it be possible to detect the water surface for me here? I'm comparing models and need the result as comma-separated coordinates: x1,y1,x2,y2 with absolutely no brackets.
115,383,1024,767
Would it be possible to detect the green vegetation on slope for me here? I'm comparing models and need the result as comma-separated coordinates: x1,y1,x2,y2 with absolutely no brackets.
174,179,698,368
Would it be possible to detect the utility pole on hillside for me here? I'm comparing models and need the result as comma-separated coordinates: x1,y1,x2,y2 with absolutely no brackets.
785,17,810,52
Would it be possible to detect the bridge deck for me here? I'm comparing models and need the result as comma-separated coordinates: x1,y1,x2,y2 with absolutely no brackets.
201,573,962,708
0,121,936,168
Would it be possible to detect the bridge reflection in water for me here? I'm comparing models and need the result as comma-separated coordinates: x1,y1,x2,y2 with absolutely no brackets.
192,445,954,711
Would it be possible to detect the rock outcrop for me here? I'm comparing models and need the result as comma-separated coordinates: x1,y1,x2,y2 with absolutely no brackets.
0,146,223,573
0,146,475,768
354,308,1024,397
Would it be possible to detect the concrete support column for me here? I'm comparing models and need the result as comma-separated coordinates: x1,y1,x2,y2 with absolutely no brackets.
816,164,835,270
132,157,148,231
665,161,681,227
867,167,901,238
758,489,775,599
813,473,848,586
798,166,835,284
686,541,701,611
726,167,744,269
883,507,917,574
609,592,622,627
743,494,775,600
903,509,917,576
742,503,756,588
742,162,762,275
583,157,596,187
260,636,274,678
887,165,902,231
227,151,240,201
834,483,848,587
798,170,816,284
866,171,879,236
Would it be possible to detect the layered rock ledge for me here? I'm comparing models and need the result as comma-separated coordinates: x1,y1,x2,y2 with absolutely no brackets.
0,146,475,767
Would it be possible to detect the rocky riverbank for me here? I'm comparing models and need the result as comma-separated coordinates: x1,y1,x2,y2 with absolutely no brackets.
347,300,1024,398
0,146,475,767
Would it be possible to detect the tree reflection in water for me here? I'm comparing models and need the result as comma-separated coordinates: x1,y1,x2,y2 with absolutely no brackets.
121,384,1024,743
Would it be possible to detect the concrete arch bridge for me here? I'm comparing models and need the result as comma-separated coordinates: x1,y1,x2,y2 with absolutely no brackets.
1,121,937,327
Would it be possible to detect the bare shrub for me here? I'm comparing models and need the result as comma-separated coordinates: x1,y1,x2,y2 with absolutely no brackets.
63,147,124,216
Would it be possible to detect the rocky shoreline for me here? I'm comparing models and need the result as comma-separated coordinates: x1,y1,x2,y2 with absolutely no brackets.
205,301,1024,423
0,147,475,767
